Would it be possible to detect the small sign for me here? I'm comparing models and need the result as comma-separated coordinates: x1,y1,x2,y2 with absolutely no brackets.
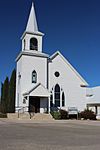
68,107,78,115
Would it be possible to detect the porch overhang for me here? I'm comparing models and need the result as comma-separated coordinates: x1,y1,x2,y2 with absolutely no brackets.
23,83,50,97
87,103,100,107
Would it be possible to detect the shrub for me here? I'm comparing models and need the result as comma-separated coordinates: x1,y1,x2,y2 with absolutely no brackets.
51,111,61,120
0,104,2,112
59,109,68,119
68,114,78,119
79,109,96,120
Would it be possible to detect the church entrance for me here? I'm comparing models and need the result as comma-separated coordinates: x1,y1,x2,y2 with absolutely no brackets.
29,96,40,113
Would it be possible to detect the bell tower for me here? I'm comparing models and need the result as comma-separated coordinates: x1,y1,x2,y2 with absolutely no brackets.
21,3,44,53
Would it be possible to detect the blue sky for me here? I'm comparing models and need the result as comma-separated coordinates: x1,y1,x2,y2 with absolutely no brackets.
0,0,100,90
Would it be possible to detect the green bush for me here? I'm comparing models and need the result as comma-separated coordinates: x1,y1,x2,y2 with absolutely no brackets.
0,104,2,112
59,109,68,119
79,109,96,120
51,111,61,120
0,113,7,118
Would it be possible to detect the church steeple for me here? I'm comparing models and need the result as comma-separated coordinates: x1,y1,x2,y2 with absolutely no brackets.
26,2,38,33
21,2,44,53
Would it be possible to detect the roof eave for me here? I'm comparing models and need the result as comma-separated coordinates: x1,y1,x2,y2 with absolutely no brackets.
21,31,44,40
16,51,49,62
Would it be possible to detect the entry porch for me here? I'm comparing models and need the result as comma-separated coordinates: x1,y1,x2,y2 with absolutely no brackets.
87,103,100,115
23,83,50,114
29,96,49,113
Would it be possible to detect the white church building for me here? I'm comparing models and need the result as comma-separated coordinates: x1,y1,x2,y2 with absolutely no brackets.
15,3,100,115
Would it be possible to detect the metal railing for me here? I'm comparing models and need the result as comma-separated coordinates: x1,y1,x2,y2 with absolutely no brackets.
17,106,29,118
16,106,35,119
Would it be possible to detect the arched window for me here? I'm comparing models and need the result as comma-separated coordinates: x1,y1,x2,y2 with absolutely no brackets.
50,94,53,107
30,38,38,50
62,92,65,107
32,70,37,83
24,39,26,50
55,84,60,107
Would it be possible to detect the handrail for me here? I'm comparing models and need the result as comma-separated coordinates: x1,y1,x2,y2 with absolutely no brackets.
17,106,29,118
16,106,35,119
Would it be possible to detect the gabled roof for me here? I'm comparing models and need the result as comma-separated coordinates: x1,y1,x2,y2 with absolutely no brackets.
23,83,50,97
50,51,88,86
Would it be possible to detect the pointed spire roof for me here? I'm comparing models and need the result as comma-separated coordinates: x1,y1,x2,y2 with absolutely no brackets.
26,2,38,33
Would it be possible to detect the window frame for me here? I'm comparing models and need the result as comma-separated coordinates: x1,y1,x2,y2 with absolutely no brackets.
32,70,37,83
54,84,60,107
30,38,38,51
62,92,65,107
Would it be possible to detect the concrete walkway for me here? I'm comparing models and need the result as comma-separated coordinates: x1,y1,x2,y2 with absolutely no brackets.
0,118,100,126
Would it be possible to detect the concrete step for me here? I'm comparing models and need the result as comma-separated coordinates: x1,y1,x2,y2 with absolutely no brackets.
7,113,18,119
19,112,30,119
7,113,54,120
7,112,30,120
32,113,54,120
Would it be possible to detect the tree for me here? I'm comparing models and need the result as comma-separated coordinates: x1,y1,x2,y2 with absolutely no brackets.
1,82,3,103
2,77,9,113
8,69,16,113
0,83,4,112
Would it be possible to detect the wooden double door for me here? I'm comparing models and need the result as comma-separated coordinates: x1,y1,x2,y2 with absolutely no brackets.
29,97,40,113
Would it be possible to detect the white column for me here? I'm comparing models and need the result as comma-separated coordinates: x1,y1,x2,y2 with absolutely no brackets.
26,96,29,112
48,96,50,114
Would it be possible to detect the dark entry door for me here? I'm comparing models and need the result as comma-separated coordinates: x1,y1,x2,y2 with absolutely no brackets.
29,97,40,113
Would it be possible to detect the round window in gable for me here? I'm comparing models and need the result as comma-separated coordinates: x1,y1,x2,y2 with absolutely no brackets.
55,71,60,77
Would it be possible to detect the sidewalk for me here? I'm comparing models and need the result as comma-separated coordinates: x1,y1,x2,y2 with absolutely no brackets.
0,118,100,126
